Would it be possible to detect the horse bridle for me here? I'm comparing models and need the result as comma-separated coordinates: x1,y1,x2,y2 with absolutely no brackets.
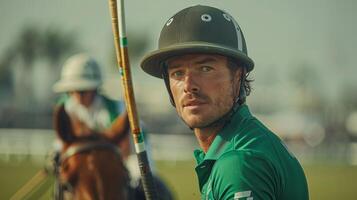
60,141,121,164
54,141,122,200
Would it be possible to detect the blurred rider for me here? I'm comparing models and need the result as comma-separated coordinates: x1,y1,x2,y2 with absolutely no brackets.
53,53,173,200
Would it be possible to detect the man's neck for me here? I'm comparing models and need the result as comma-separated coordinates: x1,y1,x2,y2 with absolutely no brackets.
194,124,224,153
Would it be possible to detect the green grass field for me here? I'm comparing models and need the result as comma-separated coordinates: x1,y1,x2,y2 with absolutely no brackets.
1,158,357,199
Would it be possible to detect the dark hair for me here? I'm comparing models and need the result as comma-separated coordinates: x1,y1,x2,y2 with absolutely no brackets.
226,57,253,97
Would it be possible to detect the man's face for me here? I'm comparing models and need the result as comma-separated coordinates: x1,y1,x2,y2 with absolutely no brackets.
167,54,241,128
70,90,97,108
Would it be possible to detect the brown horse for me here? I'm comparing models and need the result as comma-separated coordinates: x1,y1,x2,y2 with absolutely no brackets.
53,105,131,200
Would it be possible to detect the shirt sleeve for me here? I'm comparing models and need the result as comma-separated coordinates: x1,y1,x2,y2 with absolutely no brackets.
210,150,279,200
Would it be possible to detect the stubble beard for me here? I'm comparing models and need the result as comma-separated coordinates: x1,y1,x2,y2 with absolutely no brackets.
176,72,240,130
178,90,235,130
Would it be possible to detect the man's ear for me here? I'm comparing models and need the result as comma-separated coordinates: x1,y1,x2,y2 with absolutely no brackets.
53,105,76,143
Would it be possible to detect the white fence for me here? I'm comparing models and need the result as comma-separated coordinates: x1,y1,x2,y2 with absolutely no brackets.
2,129,356,165
0,129,198,163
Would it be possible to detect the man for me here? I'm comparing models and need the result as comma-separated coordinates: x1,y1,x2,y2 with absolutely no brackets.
53,53,129,141
141,5,309,200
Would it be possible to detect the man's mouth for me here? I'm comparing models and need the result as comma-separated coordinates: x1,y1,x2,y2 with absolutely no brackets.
183,100,207,108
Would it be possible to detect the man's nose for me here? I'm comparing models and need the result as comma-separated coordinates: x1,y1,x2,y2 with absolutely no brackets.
183,72,199,93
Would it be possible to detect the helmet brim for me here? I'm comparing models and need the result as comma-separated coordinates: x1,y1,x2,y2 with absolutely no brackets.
53,79,102,93
141,42,254,78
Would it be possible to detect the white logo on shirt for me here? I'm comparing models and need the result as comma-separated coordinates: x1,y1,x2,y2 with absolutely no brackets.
234,190,253,200
205,180,212,200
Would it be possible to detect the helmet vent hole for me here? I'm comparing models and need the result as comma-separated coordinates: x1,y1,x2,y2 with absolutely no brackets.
201,14,212,22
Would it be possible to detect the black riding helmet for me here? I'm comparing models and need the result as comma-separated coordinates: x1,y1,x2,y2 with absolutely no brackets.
141,4,254,106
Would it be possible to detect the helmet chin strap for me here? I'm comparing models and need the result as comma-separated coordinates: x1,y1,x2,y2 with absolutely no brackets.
162,64,246,130
162,66,176,107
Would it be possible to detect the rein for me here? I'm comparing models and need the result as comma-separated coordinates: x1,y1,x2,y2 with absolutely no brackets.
60,141,121,164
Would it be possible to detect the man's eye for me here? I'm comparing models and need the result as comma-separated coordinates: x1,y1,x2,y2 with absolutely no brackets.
170,70,184,78
201,66,212,72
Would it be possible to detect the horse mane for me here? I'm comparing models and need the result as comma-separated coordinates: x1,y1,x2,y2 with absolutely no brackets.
53,104,77,143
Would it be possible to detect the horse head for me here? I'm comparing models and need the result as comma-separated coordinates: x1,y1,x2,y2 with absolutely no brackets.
53,105,130,200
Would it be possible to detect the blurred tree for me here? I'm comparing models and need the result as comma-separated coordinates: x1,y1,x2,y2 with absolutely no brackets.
12,26,42,109
41,26,80,67
127,31,150,59
36,26,80,108
108,30,149,71
0,25,81,128
290,62,354,161
340,83,357,141
16,26,41,67
340,83,357,110
290,62,325,114
289,62,332,147
0,48,16,96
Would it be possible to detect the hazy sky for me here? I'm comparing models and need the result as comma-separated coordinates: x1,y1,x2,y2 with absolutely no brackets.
1,0,356,113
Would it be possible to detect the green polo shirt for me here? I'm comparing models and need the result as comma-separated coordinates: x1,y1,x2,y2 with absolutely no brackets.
194,104,309,200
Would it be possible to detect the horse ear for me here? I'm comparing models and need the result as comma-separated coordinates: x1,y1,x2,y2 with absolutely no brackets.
53,104,76,143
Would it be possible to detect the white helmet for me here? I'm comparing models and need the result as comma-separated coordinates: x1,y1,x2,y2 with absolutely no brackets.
53,54,102,93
